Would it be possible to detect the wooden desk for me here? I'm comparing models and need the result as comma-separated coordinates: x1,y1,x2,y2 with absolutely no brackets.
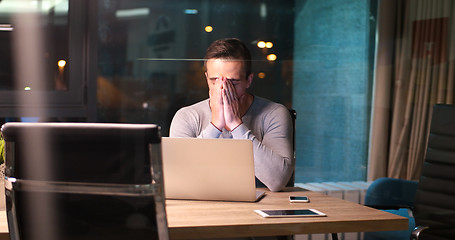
166,188,408,239
0,188,408,240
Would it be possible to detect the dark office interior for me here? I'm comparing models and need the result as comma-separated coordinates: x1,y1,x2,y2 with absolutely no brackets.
0,0,454,239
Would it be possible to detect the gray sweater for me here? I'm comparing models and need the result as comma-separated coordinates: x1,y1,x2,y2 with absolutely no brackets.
169,96,294,191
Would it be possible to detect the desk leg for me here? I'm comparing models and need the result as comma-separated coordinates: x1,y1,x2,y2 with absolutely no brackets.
331,233,338,240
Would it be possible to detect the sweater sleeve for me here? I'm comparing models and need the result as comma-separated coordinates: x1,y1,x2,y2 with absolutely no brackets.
231,105,294,192
169,107,199,138
169,104,221,138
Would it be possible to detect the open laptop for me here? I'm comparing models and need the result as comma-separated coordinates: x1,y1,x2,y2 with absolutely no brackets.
161,137,265,202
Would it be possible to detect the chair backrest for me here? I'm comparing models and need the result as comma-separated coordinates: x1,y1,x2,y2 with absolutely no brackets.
365,177,418,209
286,109,297,187
414,104,455,239
1,122,169,240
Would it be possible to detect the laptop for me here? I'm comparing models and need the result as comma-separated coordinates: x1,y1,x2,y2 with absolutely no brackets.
161,137,265,202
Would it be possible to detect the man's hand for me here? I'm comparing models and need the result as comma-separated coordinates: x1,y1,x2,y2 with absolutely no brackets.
222,79,243,131
209,77,225,130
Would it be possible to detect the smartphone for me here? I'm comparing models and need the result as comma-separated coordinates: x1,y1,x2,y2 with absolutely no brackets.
254,209,326,218
289,196,309,203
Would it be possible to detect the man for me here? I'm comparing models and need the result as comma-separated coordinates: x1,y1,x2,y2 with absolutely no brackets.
170,38,294,192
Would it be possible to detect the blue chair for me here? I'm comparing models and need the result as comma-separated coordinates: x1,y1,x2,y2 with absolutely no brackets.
364,177,418,239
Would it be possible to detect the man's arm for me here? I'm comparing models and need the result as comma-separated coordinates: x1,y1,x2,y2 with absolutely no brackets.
169,108,198,138
169,106,222,138
231,105,294,191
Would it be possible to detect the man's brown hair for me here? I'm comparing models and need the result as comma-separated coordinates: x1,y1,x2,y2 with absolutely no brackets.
204,38,252,77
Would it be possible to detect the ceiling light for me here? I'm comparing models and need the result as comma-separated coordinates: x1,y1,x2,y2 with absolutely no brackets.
257,41,266,48
267,54,277,61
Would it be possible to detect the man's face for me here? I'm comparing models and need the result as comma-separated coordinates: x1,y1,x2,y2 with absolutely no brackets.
205,58,252,99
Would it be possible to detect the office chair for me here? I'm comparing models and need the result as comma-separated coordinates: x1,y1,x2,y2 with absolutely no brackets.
286,109,297,187
2,122,169,240
364,104,455,240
